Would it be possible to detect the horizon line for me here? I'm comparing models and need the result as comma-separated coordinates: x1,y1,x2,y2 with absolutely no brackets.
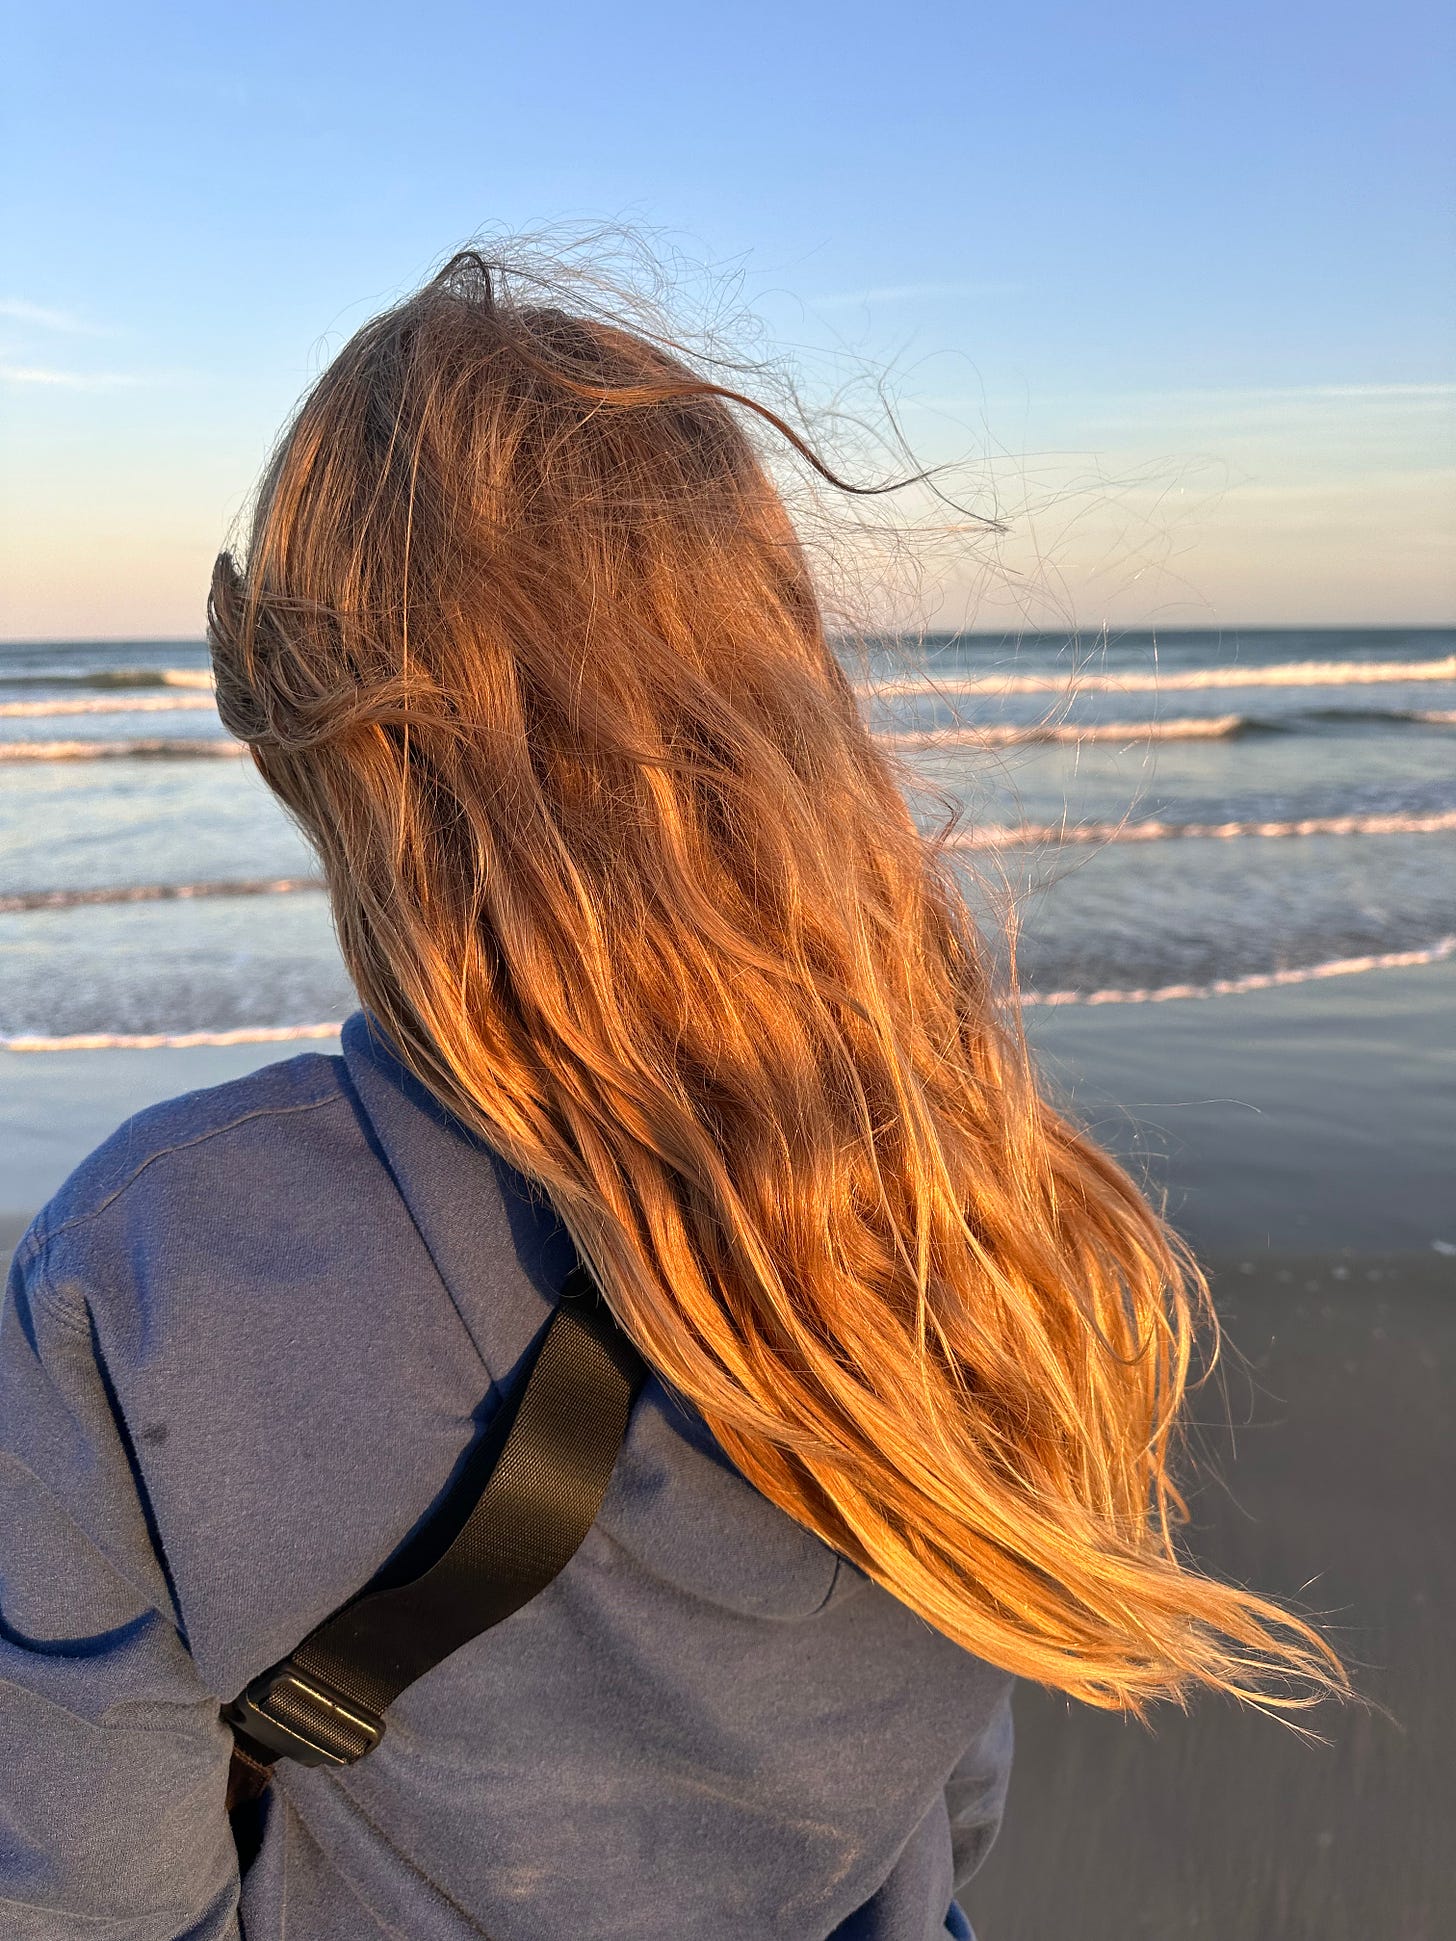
3,619,1456,651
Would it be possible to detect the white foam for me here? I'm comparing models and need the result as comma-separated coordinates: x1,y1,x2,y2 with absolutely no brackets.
0,666,217,691
0,878,323,915
945,809,1456,849
0,1021,344,1053
7,936,1453,1049
1023,935,1456,1007
0,694,219,718
858,655,1456,699
1415,709,1456,725
5,808,1445,921
0,738,247,761
882,714,1249,749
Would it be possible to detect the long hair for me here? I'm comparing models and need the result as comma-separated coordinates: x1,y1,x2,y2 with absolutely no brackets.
208,245,1346,1716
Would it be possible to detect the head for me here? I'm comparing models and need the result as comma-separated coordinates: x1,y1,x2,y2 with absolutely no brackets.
210,246,1343,1714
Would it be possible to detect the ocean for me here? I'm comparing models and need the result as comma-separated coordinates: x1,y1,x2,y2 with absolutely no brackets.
2,624,1452,1043
2,624,1454,1248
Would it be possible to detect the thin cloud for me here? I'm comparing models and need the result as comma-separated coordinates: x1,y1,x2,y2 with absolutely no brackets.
0,298,106,335
806,279,1024,309
1059,383,1456,440
1056,380,1456,412
1102,381,1455,406
920,380,1456,421
1306,382,1456,400
0,364,142,389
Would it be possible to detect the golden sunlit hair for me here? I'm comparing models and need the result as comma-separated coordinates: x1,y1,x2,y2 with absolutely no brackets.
208,243,1347,1717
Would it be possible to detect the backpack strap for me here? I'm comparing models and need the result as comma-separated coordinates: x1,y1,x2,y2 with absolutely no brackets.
222,1264,644,1785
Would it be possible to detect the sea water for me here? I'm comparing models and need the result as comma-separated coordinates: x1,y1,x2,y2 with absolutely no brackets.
1,625,1452,1047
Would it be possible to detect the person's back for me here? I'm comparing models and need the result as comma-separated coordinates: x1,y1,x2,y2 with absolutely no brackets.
4,1018,1011,1936
0,244,1344,1939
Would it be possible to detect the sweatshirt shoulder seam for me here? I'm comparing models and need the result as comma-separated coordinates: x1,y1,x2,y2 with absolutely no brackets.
35,1089,348,1271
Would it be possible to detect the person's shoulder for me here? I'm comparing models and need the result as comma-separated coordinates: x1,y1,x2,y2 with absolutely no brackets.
17,1050,354,1274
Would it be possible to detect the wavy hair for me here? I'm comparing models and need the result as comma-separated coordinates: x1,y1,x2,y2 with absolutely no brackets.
208,245,1346,1716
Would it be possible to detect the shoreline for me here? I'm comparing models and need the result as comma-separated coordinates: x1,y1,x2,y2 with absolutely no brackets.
5,957,1451,1254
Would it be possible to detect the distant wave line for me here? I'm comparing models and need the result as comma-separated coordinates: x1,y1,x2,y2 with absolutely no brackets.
1022,936,1456,1007
0,878,324,915
4,699,1453,753
944,809,1456,848
3,654,1452,709
8,936,1454,1048
11,656,1456,702
0,694,220,718
884,714,1252,748
0,667,214,691
14,808,1455,914
5,654,1452,709
1299,705,1456,727
858,655,1456,698
0,713,1265,759
7,814,1454,918
1,1022,345,1053
884,708,1456,749
0,738,248,762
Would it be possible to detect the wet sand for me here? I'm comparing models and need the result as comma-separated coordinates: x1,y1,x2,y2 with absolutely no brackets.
1023,959,1456,1257
963,1250,1456,1941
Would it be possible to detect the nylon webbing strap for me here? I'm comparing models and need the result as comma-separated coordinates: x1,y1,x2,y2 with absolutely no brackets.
224,1267,645,1772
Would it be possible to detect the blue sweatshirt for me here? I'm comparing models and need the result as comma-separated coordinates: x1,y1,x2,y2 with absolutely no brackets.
0,1011,1014,1940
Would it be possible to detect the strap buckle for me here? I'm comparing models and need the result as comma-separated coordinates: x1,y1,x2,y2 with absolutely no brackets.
224,1664,385,1767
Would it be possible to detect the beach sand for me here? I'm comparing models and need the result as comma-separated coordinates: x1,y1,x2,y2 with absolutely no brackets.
961,1249,1454,1941
1024,960,1455,1258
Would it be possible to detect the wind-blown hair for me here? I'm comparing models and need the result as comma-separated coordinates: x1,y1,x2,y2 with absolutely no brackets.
209,246,1345,1715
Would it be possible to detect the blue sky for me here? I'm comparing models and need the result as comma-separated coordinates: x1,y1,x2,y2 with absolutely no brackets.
2,0,1451,637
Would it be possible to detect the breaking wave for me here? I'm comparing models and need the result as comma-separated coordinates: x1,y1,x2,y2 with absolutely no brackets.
4,655,1452,707
0,694,220,718
0,738,247,762
0,1021,344,1053
4,696,1454,754
944,809,1456,849
5,810,1452,917
0,713,1268,759
882,714,1255,749
880,708,1456,751
1021,935,1456,1007
9,935,1453,1049
0,878,323,915
859,655,1456,698
0,667,214,691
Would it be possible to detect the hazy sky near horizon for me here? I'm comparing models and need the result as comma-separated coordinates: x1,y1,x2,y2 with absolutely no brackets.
2,0,1452,640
